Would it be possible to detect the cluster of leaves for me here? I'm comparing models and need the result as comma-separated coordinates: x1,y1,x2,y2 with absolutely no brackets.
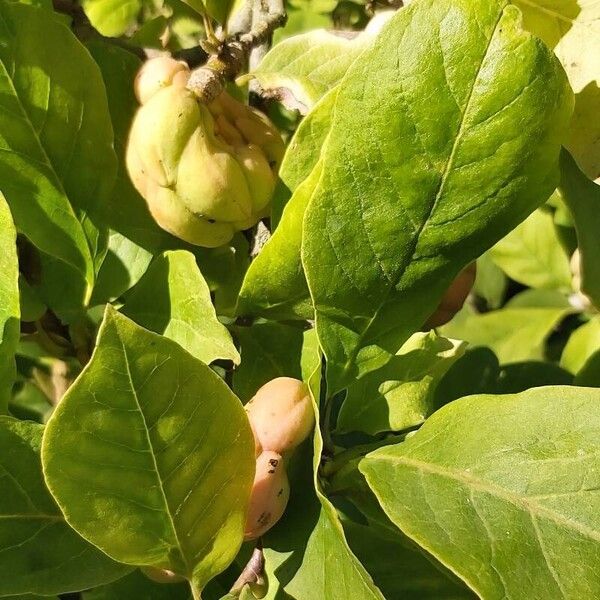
1,0,600,599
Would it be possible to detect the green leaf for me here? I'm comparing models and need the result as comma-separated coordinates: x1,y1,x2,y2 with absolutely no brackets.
204,0,235,24
238,164,321,320
337,332,466,435
237,88,336,320
514,0,600,181
83,569,192,600
434,347,573,406
473,253,507,309
253,13,391,112
0,416,130,596
91,231,153,304
342,519,476,600
41,308,255,591
0,2,116,321
490,208,572,291
558,149,600,307
561,316,600,373
301,0,573,392
19,274,46,323
195,234,250,318
273,0,337,43
439,303,572,364
82,0,142,37
232,321,306,403
575,350,600,386
121,250,240,365
361,386,600,599
0,195,19,414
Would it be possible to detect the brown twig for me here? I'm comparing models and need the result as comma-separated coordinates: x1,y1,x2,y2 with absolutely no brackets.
186,0,286,103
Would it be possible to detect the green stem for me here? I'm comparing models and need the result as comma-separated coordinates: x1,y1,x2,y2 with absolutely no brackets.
321,433,408,478
190,582,202,600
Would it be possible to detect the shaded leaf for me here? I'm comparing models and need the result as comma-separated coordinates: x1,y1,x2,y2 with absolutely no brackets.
561,316,600,373
0,3,115,320
232,322,305,403
122,250,240,365
0,416,130,596
559,149,600,307
337,332,466,435
0,195,20,413
440,303,572,364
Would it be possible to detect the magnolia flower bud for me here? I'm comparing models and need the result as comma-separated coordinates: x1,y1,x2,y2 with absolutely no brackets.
244,451,290,540
245,377,314,455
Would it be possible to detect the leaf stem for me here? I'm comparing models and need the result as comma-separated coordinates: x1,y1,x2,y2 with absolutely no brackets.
321,433,409,478
190,582,202,600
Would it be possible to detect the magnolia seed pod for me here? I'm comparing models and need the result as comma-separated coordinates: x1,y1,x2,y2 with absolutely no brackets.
126,85,284,247
134,56,190,105
244,451,290,541
140,566,186,584
425,262,477,329
245,377,314,455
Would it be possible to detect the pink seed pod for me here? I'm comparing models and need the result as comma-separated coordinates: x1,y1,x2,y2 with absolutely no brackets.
245,378,314,455
244,451,290,541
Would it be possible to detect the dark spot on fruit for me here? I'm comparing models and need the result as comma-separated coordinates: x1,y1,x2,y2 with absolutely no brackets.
269,459,279,468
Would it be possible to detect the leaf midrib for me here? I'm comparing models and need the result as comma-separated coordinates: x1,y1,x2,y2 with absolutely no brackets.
119,335,190,575
368,453,600,542
330,5,509,384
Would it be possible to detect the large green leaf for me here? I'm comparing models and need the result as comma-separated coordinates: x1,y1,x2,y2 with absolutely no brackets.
0,3,116,320
121,250,240,365
514,0,600,181
361,386,600,599
41,308,255,592
337,332,466,435
253,12,392,112
558,149,600,307
82,0,142,37
490,208,572,291
237,88,336,320
0,416,130,596
0,195,19,414
302,0,573,391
